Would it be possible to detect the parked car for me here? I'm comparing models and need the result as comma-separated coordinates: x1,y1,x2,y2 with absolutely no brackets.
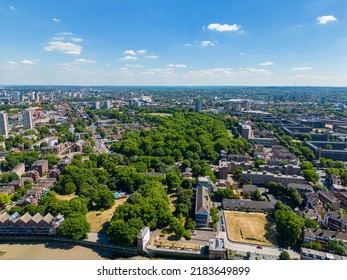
256,246,263,249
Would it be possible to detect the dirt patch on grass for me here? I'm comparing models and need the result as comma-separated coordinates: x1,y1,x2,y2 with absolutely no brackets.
224,211,277,246
86,197,127,233
55,193,78,201
168,193,177,212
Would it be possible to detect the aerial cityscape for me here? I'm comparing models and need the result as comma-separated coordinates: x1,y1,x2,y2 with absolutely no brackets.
1,1,347,261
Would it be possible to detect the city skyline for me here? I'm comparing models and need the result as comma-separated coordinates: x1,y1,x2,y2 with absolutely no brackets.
1,0,347,86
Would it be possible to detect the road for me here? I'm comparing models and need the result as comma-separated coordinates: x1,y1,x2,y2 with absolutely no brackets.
91,123,110,154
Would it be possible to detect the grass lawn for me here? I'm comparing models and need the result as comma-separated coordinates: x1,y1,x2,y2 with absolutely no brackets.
86,197,127,233
224,211,277,246
147,113,172,117
167,193,177,212
55,193,78,201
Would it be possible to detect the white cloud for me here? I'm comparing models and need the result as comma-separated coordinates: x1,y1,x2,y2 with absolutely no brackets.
167,64,187,68
9,6,15,10
52,36,65,41
291,67,313,71
124,50,136,56
44,41,82,55
240,67,272,75
207,23,241,32
119,56,138,61
259,61,274,66
124,64,144,68
6,61,18,66
240,52,245,56
137,49,147,54
71,37,83,42
74,59,96,64
123,49,147,56
184,43,192,47
145,55,159,59
59,32,73,36
4,61,18,70
200,41,216,47
52,18,61,22
21,59,36,65
317,15,337,24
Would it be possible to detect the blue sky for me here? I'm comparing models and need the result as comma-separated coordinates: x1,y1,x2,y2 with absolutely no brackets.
0,0,347,86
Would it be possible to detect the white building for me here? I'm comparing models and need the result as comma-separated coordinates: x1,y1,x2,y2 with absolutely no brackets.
92,101,100,110
104,100,111,109
137,226,150,252
0,111,9,138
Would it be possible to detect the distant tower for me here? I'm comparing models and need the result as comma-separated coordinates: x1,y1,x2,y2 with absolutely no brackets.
92,101,100,110
243,100,251,111
0,111,9,138
104,100,111,109
13,91,20,101
23,109,34,130
195,99,202,112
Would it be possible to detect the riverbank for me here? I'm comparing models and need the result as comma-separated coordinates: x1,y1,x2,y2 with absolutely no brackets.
0,242,113,260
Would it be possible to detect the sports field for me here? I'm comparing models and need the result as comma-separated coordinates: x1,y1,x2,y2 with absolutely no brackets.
224,211,276,246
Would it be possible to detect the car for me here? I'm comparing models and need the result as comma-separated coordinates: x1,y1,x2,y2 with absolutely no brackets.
256,246,263,249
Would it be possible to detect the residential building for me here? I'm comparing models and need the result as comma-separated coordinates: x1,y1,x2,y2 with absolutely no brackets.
31,160,49,176
242,170,306,185
323,211,347,231
301,248,347,260
92,101,100,110
23,109,34,130
104,100,111,109
222,199,276,213
288,183,313,195
0,212,64,236
249,137,279,147
240,124,253,140
195,99,202,112
305,141,347,161
0,111,9,138
11,163,25,177
259,164,301,176
317,191,340,210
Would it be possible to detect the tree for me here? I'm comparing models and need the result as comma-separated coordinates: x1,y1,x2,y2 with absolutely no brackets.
64,182,77,195
255,159,266,168
300,134,312,141
0,194,11,205
82,145,94,155
302,241,322,250
278,251,291,260
165,171,181,193
303,169,319,183
59,214,90,240
274,209,304,246
304,219,318,229
234,167,244,182
326,239,347,256
107,218,144,246
313,184,328,192
92,189,115,209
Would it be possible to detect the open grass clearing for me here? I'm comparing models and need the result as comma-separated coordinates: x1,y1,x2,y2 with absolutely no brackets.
147,113,172,117
224,211,277,246
55,193,78,201
86,197,127,233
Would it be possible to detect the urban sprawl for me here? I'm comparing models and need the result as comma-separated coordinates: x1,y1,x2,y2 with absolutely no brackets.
0,86,347,260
